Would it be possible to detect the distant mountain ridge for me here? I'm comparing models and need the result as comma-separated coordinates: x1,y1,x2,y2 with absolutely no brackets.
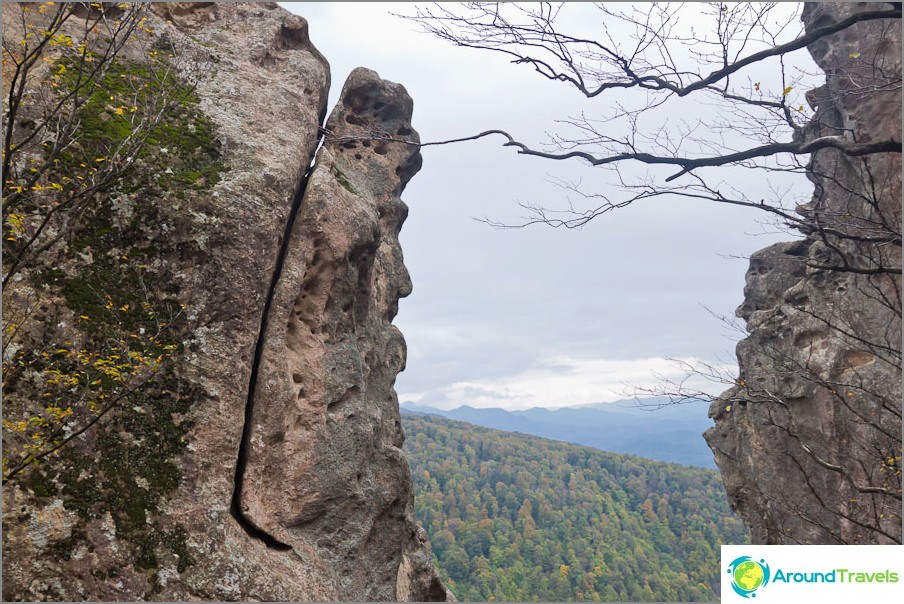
401,397,716,468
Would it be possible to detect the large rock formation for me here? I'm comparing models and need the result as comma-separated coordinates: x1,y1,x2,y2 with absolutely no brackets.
2,3,450,600
235,67,446,600
705,2,901,544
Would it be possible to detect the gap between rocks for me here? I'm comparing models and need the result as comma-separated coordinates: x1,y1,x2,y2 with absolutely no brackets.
230,131,324,551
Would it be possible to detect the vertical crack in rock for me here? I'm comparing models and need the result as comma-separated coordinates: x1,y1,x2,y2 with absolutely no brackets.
232,67,451,600
0,2,438,599
230,144,323,551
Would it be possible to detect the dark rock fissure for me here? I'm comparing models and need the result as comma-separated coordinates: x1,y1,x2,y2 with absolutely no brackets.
230,140,323,551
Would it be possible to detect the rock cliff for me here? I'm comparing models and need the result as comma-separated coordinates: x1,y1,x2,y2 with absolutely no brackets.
705,2,901,544
2,2,450,600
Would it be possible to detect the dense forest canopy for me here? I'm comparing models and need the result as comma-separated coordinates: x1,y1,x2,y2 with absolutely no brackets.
403,413,748,601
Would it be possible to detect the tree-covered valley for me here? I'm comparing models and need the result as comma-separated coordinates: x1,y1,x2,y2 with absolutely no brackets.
402,412,748,601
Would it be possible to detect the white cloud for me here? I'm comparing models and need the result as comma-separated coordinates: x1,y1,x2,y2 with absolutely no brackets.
400,355,736,410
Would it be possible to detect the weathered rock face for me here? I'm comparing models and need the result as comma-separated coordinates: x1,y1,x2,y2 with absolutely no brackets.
2,3,449,600
236,67,447,601
705,2,902,544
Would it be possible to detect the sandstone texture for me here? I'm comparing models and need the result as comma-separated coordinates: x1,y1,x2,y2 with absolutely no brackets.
705,2,902,544
237,67,448,601
2,3,449,600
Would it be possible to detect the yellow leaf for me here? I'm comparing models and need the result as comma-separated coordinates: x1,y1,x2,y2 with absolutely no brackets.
754,82,760,92
849,51,861,59
782,86,793,96
95,157,106,163
725,405,732,412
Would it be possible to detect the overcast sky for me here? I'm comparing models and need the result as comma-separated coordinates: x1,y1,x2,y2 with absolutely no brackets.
279,2,818,410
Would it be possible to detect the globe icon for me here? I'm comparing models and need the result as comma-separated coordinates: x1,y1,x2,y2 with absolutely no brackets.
733,560,765,592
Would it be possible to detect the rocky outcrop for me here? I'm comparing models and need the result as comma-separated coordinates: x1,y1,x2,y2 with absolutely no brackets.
235,67,447,601
2,3,449,600
705,2,901,544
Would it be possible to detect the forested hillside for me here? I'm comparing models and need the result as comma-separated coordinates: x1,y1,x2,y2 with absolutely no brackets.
402,413,748,601
402,399,715,467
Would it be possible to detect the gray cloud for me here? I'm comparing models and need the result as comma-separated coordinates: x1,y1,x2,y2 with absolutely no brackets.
281,3,810,410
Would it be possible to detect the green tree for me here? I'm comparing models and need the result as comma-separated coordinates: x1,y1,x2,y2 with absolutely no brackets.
403,412,748,600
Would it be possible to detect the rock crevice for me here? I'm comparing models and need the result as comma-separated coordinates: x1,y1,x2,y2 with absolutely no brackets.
230,145,321,553
1,3,450,600
236,65,448,601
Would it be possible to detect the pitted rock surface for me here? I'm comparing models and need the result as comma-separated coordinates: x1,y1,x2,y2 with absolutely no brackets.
239,67,449,601
2,3,450,601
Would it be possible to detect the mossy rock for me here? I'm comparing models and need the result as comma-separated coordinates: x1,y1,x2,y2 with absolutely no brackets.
5,44,225,580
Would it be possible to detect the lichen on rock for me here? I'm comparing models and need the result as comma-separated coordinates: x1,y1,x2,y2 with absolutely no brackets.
2,2,448,601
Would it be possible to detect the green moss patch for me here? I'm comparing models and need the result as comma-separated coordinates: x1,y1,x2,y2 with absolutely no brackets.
333,166,358,195
5,42,229,582
56,55,224,195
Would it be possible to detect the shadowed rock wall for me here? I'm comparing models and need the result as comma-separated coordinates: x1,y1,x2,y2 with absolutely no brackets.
705,2,901,544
